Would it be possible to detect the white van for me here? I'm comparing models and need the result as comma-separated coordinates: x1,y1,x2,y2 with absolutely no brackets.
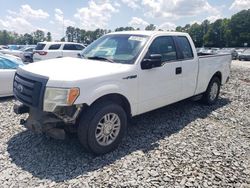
33,42,86,61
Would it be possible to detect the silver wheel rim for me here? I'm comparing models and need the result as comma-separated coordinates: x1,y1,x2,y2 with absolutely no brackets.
95,113,121,146
209,82,219,101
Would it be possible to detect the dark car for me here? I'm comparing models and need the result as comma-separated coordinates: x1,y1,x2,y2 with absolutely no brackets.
238,49,250,61
20,47,35,63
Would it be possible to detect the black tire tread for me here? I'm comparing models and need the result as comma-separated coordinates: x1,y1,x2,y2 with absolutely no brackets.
201,76,221,105
77,101,127,154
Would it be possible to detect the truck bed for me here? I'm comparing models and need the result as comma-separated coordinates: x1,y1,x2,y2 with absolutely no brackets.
195,53,231,95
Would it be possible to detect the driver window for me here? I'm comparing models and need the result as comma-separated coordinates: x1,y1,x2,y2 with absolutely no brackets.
149,36,177,62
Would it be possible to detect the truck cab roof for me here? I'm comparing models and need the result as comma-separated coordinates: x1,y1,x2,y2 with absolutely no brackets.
108,31,189,37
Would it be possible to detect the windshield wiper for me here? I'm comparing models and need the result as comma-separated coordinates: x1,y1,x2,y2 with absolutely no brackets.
87,56,115,63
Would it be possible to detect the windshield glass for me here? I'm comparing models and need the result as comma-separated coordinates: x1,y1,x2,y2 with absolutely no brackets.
0,57,23,69
81,34,149,64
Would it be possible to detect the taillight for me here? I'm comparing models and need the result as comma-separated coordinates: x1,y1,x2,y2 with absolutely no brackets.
38,51,47,55
34,51,47,55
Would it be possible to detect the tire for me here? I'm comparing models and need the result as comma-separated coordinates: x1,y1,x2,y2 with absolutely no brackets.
201,77,221,105
28,57,33,63
77,101,127,155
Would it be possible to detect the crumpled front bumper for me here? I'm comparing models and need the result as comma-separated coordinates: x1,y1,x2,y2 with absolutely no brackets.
14,103,66,139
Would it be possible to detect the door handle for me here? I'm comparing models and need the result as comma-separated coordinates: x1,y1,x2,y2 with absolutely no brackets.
176,67,182,75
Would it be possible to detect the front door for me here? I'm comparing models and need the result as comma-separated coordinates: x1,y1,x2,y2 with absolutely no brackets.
138,36,183,114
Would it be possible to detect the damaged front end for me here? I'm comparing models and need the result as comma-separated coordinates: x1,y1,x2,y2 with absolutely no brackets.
14,103,83,140
13,69,84,140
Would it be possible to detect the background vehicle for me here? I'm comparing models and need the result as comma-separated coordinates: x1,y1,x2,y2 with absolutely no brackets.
0,48,22,57
0,54,24,97
236,48,245,59
0,46,35,61
218,48,237,60
33,42,86,61
238,49,250,61
7,45,24,50
0,45,8,50
14,31,231,154
20,47,35,63
0,52,22,62
198,48,219,55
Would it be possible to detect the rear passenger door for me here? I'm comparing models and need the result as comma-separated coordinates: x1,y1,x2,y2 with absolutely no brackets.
175,36,198,99
138,36,183,114
63,44,84,58
47,44,63,59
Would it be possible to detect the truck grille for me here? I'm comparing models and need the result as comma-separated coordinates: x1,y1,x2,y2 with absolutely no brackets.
13,72,48,108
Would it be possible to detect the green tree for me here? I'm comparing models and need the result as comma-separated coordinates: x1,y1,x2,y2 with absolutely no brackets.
0,30,11,45
115,27,135,31
33,30,45,44
24,33,34,44
66,26,75,42
229,9,250,47
145,24,156,31
46,32,52,42
189,23,204,47
203,19,230,47
176,26,183,32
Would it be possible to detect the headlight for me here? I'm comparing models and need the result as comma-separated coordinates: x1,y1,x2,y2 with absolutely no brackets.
44,87,80,112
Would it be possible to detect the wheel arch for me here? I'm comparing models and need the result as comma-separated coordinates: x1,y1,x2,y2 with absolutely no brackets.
89,93,132,118
202,71,222,94
211,71,222,84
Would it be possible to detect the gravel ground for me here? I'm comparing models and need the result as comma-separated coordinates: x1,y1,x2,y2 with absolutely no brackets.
232,60,250,69
0,62,249,187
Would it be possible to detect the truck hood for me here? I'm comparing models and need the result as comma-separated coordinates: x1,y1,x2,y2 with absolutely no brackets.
20,57,132,81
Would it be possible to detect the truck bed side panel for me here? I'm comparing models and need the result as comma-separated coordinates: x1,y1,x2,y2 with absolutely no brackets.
195,54,231,95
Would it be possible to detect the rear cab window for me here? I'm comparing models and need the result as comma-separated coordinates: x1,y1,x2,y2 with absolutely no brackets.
176,36,194,59
35,43,46,50
48,44,61,50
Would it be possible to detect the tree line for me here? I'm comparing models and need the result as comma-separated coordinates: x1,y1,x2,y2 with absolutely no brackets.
176,9,250,47
0,30,52,45
0,9,249,47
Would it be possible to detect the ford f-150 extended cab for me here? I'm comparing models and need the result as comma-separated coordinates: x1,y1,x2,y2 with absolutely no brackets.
13,31,231,154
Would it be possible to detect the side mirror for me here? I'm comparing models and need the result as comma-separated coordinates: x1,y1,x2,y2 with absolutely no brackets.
141,54,162,70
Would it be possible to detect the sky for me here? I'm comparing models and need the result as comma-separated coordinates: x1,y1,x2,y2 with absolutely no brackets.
0,0,249,40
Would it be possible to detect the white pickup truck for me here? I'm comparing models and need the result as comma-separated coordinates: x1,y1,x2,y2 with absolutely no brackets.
13,31,231,154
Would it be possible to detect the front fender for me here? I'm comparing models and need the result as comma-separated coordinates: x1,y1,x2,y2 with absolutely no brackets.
75,81,137,116
88,84,124,104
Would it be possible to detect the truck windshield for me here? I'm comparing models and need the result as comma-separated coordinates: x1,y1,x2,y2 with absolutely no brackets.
81,34,149,64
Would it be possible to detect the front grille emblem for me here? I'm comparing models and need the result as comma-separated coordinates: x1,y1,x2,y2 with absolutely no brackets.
17,84,24,93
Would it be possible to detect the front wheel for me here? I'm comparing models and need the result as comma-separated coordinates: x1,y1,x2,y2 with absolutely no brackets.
77,102,127,155
201,77,221,105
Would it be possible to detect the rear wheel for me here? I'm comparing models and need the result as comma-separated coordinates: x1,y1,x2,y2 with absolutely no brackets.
201,77,221,105
77,101,127,155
